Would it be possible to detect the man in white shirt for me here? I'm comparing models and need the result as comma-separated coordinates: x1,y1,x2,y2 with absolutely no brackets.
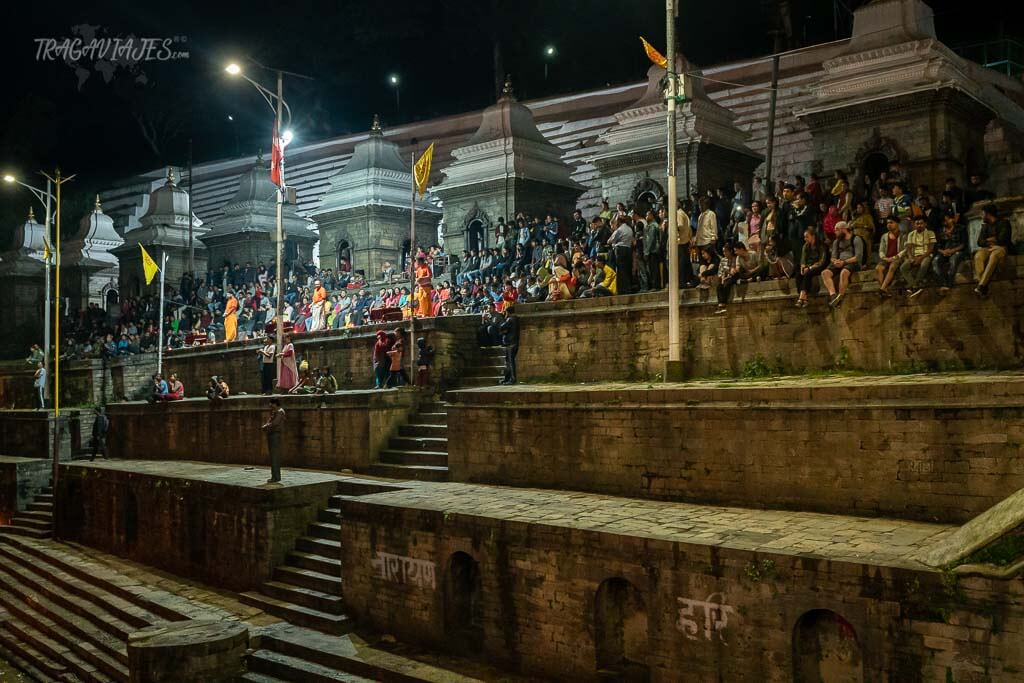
606,216,635,295
695,198,719,252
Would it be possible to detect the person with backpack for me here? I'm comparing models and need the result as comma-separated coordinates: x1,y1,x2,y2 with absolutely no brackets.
820,221,864,308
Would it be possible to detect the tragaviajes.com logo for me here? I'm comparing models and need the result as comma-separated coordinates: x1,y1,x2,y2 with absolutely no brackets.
35,24,189,89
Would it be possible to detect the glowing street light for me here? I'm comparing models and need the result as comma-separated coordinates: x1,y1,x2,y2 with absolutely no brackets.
389,74,400,116
544,44,556,80
281,129,294,146
2,174,15,183
225,62,242,76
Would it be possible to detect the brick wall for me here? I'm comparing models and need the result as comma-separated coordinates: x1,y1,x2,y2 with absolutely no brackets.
0,409,93,459
0,456,51,523
338,498,1024,682
54,463,337,591
513,275,1024,383
446,380,1024,524
105,391,418,472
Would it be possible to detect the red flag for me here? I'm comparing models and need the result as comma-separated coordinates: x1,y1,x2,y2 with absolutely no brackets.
270,123,283,186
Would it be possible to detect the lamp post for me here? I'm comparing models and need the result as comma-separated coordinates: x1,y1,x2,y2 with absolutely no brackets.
225,60,307,385
544,45,556,81
389,74,400,116
665,0,683,381
3,173,54,400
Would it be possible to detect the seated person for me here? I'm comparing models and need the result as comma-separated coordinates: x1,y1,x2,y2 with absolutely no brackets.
734,242,764,282
580,255,617,298
315,367,338,394
898,216,936,297
795,228,828,308
696,246,720,290
876,217,904,296
821,221,864,307
161,373,185,401
763,233,794,280
206,376,230,400
932,212,967,293
974,203,1012,297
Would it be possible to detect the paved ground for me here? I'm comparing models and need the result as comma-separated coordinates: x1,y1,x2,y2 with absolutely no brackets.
68,459,352,490
352,482,957,570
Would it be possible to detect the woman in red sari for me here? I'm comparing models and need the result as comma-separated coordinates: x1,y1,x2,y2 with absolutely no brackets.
276,334,298,391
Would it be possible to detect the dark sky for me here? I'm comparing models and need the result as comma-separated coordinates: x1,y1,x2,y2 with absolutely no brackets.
0,0,1007,236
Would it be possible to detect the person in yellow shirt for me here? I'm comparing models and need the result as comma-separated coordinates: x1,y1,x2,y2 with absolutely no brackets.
581,255,617,298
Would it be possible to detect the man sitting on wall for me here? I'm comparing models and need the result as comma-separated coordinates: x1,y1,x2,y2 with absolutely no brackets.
932,212,967,294
899,217,936,298
974,203,1012,297
876,217,904,296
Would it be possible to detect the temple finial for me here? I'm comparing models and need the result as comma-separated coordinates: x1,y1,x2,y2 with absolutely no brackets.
94,194,102,212
166,167,176,185
501,75,515,101
371,114,382,134
27,206,35,221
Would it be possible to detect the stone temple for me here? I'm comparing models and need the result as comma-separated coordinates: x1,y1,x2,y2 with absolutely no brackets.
1,0,1024,680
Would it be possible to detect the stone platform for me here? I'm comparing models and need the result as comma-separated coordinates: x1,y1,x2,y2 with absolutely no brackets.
53,460,344,591
338,481,1023,682
105,390,418,472
446,372,1024,523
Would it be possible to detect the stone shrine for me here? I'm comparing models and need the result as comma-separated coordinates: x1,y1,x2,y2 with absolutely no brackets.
310,116,439,276
62,196,123,313
200,156,317,275
0,209,48,358
434,78,584,252
111,169,204,296
591,56,762,207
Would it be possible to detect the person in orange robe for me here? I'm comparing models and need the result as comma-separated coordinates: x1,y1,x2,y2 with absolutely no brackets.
310,279,328,331
223,292,239,342
415,257,433,318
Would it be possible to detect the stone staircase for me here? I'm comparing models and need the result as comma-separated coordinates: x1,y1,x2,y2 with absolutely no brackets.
0,534,189,683
367,345,506,483
239,480,401,637
1,486,54,539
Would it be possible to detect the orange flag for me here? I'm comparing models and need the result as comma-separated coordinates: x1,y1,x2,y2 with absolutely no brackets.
640,36,668,69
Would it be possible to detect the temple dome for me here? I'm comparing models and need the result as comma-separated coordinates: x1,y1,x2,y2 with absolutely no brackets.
466,80,548,147
141,168,191,223
10,207,48,258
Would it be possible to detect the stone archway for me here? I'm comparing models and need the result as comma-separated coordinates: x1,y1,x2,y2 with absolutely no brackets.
594,577,649,681
336,238,353,273
462,204,492,253
630,178,665,215
443,552,484,654
793,609,863,683
853,132,906,183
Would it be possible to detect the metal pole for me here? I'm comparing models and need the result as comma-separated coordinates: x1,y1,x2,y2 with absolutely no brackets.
52,169,62,525
409,152,416,385
187,138,194,276
157,252,167,374
275,70,285,387
43,179,52,401
764,52,781,194
666,0,682,380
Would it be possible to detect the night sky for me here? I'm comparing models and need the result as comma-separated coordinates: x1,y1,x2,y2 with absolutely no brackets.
0,0,1005,238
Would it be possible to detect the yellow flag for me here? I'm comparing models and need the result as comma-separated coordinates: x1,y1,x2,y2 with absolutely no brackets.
640,36,668,69
43,239,51,263
140,244,160,285
414,142,434,198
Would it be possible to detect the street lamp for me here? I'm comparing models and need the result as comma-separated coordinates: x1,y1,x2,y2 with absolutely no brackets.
224,58,310,404
544,45,556,80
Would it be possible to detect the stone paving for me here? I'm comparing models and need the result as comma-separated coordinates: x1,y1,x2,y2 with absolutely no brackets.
353,482,957,570
68,459,350,490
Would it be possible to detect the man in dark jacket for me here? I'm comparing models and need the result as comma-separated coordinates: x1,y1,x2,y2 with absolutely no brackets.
974,203,1012,296
90,406,109,461
498,308,520,385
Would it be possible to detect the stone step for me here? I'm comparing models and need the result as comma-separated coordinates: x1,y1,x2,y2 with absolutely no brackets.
307,521,342,541
13,512,53,530
0,585,128,682
414,412,447,425
416,401,448,413
0,623,70,682
366,463,449,482
287,551,341,577
333,481,403,497
398,423,448,438
318,508,342,524
239,592,352,636
379,450,449,467
387,436,448,452
0,524,51,539
28,501,54,513
248,649,373,683
295,536,342,560
259,581,345,614
458,376,503,388
274,566,342,597
0,543,161,629
239,672,290,683
462,365,505,377
0,553,138,646
260,632,426,683
1,612,124,683
0,536,187,623
36,492,53,502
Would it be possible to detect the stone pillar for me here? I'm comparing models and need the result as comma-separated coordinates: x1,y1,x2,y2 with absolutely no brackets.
127,620,248,683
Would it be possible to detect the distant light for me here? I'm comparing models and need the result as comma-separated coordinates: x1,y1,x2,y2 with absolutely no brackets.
281,129,294,146
225,63,242,76
227,115,234,121
545,45,556,57
389,74,399,86
2,174,14,183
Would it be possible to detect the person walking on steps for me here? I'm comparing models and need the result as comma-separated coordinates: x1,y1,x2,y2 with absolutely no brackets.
499,307,519,385
90,406,109,461
261,398,285,483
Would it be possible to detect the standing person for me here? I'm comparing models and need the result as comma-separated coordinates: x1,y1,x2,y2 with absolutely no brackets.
644,214,663,290
386,341,405,388
90,406,108,461
309,279,328,331
33,362,46,410
607,217,635,295
415,257,434,318
223,291,239,342
498,307,519,385
258,339,276,395
276,334,298,392
261,398,285,483
416,337,435,386
372,330,390,389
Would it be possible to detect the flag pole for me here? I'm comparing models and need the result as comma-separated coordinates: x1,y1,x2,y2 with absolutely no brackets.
408,152,416,385
157,252,167,375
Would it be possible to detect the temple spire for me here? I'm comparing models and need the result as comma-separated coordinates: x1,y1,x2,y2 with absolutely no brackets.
27,206,35,221
94,194,102,212
500,75,515,102
166,167,176,186
371,114,383,135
